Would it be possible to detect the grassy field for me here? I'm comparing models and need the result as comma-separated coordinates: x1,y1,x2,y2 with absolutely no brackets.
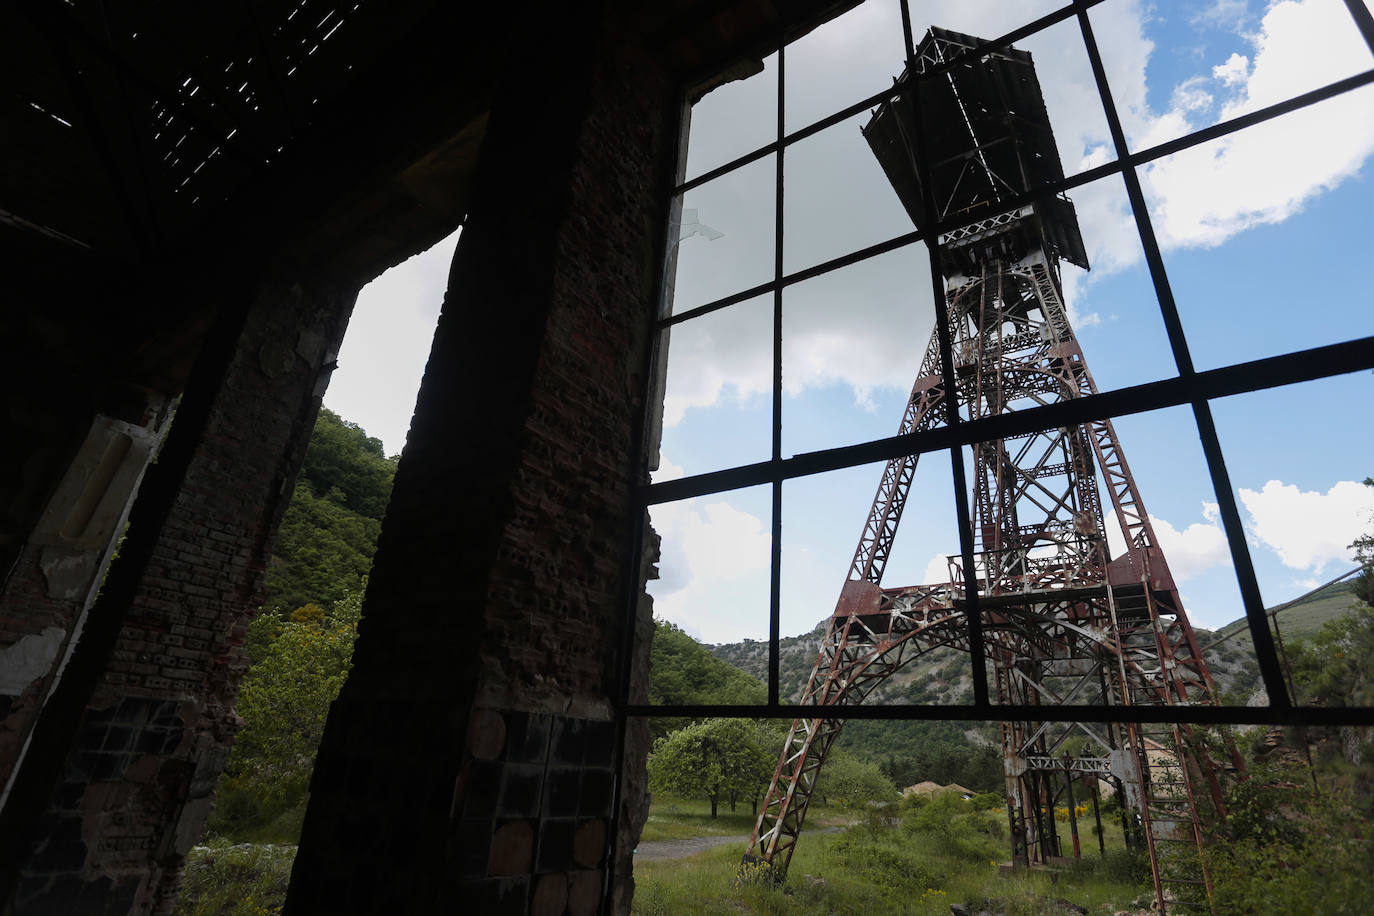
632,794,1153,915
640,798,852,843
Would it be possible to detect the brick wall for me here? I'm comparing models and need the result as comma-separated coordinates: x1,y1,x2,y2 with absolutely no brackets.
287,6,674,914
4,273,355,915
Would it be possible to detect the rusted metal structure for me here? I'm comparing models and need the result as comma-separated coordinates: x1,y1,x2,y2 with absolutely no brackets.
744,28,1233,912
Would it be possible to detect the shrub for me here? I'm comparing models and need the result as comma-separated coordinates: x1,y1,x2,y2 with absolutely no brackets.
1207,763,1372,916
903,790,1002,858
824,826,942,890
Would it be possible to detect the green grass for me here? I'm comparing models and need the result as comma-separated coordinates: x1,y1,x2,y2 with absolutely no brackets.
172,841,295,916
639,797,851,843
632,797,1152,915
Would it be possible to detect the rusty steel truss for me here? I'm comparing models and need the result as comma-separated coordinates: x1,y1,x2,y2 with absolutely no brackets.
744,28,1238,914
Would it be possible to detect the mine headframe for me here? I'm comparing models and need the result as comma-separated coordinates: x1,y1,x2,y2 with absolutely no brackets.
862,26,1089,280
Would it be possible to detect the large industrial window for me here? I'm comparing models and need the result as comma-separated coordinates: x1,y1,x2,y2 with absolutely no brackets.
617,0,1374,909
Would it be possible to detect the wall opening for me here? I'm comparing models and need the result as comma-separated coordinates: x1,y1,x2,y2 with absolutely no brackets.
171,229,459,915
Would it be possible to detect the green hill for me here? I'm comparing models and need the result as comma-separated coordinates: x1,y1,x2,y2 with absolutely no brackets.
262,408,397,615
1213,577,1365,642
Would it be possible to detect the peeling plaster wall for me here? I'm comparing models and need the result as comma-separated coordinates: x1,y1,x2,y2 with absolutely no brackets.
1,411,173,797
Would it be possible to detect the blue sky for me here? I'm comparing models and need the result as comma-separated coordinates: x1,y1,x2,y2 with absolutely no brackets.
322,0,1374,648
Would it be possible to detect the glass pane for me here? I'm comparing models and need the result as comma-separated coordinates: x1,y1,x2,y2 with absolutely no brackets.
917,1,1064,47
668,155,776,315
1053,172,1178,392
655,296,772,481
1140,85,1374,369
1210,374,1373,630
647,484,773,652
784,0,905,131
1013,14,1117,179
1087,0,1372,154
781,453,961,700
781,244,933,459
684,52,778,182
782,109,918,274
963,403,1252,700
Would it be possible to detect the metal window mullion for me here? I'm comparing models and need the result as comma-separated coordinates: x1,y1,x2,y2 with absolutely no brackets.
1344,0,1374,55
660,64,1374,333
769,32,786,708
642,334,1374,506
1191,400,1292,706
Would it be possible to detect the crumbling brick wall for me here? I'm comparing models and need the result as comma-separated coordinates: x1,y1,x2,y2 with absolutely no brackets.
3,272,355,915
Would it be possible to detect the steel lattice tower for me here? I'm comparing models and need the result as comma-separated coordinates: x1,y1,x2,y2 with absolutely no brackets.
743,28,1236,913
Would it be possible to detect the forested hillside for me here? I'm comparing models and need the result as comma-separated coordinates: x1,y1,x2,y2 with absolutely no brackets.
262,408,396,614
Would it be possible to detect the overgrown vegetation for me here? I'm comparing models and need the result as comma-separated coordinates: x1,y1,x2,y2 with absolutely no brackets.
634,789,1150,915
175,842,295,916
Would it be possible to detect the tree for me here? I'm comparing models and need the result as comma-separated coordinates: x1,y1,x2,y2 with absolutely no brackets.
816,748,898,809
648,619,766,741
298,408,397,521
208,600,358,838
648,718,775,818
264,481,382,614
1352,477,1374,607
261,410,397,614
1207,761,1372,915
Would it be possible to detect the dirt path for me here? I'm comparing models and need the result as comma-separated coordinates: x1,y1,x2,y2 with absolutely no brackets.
633,833,750,862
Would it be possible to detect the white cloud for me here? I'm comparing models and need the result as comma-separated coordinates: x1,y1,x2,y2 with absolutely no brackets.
1238,478,1374,573
1190,0,1253,31
1140,0,1374,249
1171,76,1216,114
1101,500,1230,582
923,553,954,586
647,484,772,642
1149,509,1232,581
326,231,458,455
1212,52,1250,87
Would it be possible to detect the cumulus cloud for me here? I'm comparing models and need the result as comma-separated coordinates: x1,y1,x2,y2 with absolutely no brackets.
1171,76,1216,114
1149,504,1232,581
1238,479,1374,574
1139,0,1374,249
1101,499,1231,582
1212,52,1250,87
1190,0,1253,32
